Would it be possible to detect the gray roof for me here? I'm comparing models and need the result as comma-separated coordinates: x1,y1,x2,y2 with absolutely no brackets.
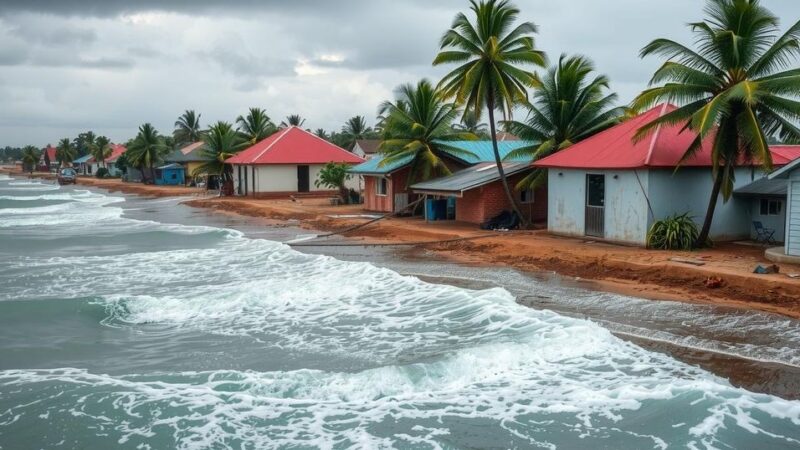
769,157,800,179
164,142,212,163
733,177,787,197
410,162,531,196
354,140,381,154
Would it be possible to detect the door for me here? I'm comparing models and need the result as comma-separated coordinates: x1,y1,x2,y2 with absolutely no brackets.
297,165,310,192
585,174,605,237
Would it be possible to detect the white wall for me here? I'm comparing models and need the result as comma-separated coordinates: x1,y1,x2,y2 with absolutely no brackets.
547,169,586,237
233,164,360,194
604,170,650,244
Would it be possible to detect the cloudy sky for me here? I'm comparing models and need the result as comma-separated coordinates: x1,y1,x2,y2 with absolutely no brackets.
0,0,797,147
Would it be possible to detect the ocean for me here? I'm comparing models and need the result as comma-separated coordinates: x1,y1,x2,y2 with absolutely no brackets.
1,172,799,449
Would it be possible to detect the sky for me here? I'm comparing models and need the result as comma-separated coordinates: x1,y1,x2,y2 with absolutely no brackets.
0,0,797,147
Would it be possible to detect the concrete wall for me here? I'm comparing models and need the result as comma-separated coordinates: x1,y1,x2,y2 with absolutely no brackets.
547,167,759,245
749,198,786,242
232,164,359,195
647,167,756,242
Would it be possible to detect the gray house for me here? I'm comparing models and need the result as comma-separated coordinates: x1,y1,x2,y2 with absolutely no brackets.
767,158,800,259
534,104,800,246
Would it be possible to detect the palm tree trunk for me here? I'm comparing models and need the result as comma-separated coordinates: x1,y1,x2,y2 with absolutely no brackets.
487,95,527,227
695,172,723,247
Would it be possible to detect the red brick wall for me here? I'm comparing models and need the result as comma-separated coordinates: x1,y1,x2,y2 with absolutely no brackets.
455,174,547,225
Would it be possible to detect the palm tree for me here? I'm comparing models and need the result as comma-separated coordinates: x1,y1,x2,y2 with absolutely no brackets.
73,131,96,157
280,114,306,128
452,110,489,136
314,128,330,140
174,110,202,146
127,123,168,183
503,54,626,189
340,115,372,150
193,121,246,194
236,107,275,145
434,0,546,224
88,136,112,168
632,0,800,247
55,138,76,168
379,79,477,184
21,145,40,173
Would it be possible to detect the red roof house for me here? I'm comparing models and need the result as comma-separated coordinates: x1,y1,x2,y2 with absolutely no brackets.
533,104,800,245
227,126,364,197
38,145,58,171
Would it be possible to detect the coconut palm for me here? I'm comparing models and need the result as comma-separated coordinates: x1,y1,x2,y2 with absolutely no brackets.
73,131,96,157
174,110,202,146
280,114,306,128
193,121,246,194
452,110,489,136
503,55,626,189
632,0,800,246
314,128,330,140
434,0,546,224
21,145,40,173
127,123,168,183
55,138,76,168
340,115,372,150
236,107,276,144
379,79,477,184
88,136,112,168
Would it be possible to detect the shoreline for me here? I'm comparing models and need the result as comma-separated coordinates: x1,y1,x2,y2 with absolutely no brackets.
6,169,800,319
5,169,800,399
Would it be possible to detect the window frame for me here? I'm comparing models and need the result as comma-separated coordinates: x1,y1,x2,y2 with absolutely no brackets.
760,198,782,216
375,177,388,196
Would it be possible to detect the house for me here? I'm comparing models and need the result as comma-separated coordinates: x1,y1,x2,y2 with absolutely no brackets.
349,140,534,214
534,103,800,246
164,142,212,183
227,126,364,198
73,154,94,175
410,161,546,225
765,158,800,261
100,144,127,177
352,140,381,160
154,163,185,186
38,146,57,172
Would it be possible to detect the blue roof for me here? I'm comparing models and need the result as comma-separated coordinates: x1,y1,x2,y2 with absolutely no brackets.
348,140,534,175
73,155,93,164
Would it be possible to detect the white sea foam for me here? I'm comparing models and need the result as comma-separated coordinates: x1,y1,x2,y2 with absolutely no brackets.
2,179,800,449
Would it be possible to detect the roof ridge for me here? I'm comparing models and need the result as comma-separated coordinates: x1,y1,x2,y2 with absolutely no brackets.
302,126,365,161
644,103,670,166
252,127,293,162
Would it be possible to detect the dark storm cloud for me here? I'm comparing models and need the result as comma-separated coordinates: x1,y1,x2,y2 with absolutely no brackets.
10,23,95,45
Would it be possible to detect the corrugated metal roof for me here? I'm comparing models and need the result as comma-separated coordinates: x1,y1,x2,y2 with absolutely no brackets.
164,146,212,163
157,163,185,170
734,177,787,197
73,155,93,163
348,140,535,175
227,127,364,165
409,162,531,196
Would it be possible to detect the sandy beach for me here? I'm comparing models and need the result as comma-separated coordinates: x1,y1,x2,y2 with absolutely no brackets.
6,168,800,319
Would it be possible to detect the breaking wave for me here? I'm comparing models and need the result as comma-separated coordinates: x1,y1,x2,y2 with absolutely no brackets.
1,176,800,449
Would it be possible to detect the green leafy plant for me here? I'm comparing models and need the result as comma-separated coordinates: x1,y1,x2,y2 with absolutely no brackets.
315,162,352,203
646,213,702,250
95,167,109,179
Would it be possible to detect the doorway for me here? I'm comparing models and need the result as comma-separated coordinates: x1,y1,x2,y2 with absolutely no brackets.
585,174,605,237
297,165,310,192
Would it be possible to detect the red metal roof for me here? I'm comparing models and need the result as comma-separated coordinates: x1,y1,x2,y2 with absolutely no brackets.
534,104,800,170
85,144,126,164
226,126,365,165
42,146,56,162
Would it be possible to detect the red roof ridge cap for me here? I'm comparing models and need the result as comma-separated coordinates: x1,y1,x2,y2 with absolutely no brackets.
302,126,366,162
252,127,294,162
644,103,670,166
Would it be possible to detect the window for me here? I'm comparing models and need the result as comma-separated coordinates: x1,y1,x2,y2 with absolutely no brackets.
760,199,782,216
376,177,388,196
520,187,535,204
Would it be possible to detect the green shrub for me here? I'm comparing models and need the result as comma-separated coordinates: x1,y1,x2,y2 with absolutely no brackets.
646,213,701,250
95,167,109,179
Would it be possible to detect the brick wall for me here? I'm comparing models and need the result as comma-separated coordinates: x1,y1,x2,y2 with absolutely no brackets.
455,173,547,225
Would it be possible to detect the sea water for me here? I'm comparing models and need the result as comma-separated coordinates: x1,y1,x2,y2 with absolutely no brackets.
0,172,799,449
